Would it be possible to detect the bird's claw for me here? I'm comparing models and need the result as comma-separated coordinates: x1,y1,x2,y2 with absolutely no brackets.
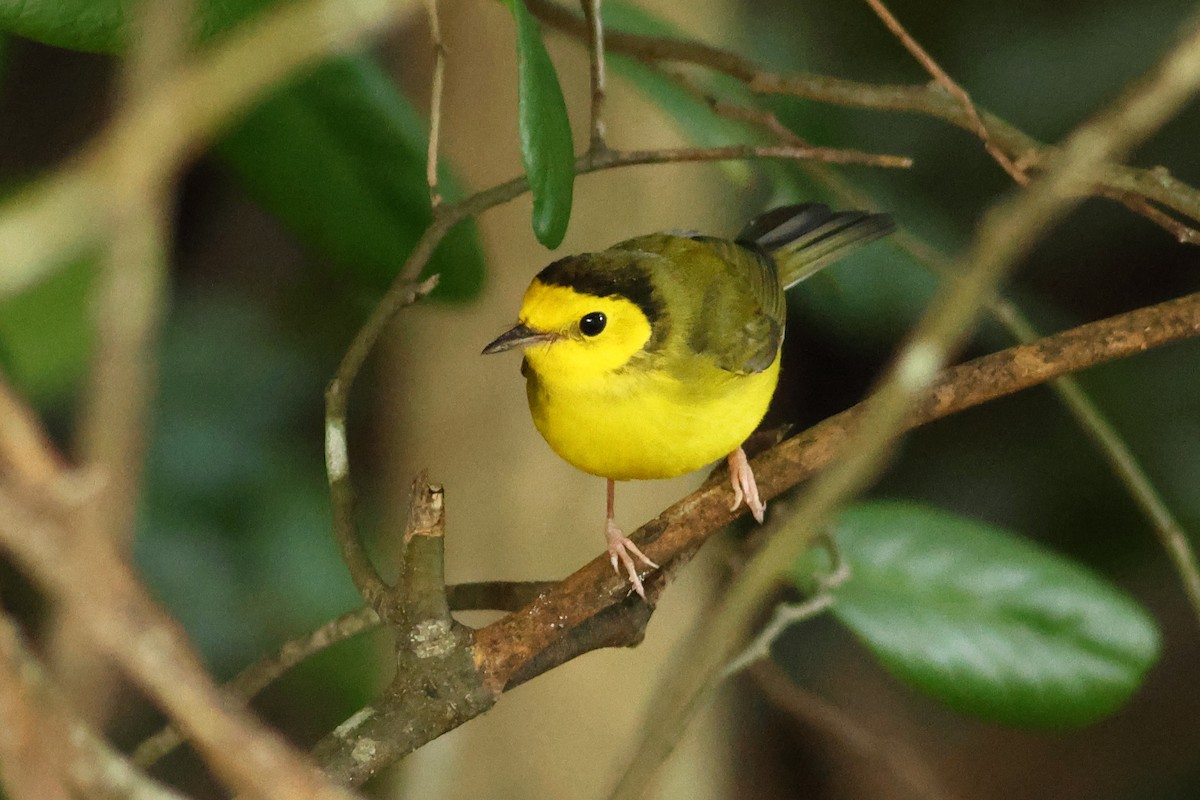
606,520,658,600
728,447,766,523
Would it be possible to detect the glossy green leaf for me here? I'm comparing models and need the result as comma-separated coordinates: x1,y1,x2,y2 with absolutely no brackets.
0,0,125,52
793,501,1161,728
0,0,277,53
503,0,574,248
216,55,485,302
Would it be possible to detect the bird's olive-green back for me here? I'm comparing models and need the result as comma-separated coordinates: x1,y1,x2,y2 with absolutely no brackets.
606,232,785,375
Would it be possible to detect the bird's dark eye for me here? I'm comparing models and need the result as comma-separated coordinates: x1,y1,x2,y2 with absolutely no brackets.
580,311,607,336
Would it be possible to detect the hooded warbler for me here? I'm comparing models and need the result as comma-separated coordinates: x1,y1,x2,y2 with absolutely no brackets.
483,203,894,598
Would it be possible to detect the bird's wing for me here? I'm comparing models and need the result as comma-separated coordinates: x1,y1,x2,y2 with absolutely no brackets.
688,236,785,374
613,233,785,375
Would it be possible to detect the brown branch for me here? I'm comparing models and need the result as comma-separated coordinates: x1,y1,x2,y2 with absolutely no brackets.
53,0,179,719
693,79,1200,631
525,0,1200,240
313,476,493,787
0,372,65,491
422,0,446,208
581,0,609,151
0,613,189,800
325,276,441,615
313,290,1200,784
0,617,72,800
477,299,1200,689
0,489,361,800
133,579,556,769
864,0,1027,185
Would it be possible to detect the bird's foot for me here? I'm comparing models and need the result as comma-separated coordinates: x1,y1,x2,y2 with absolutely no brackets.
605,519,659,600
728,447,766,523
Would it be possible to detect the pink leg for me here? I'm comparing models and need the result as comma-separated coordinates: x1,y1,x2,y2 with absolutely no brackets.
727,447,765,523
604,478,659,600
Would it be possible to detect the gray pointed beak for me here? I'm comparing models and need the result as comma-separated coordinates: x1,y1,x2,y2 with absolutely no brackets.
482,323,556,355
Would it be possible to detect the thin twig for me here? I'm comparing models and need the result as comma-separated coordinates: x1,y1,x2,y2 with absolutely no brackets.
989,299,1200,624
581,0,608,151
525,0,1200,241
133,579,555,768
1094,185,1200,243
724,535,851,677
695,89,1200,633
423,0,446,207
722,595,834,678
53,0,181,719
608,12,1200,796
749,660,962,800
864,0,1027,184
326,275,440,614
132,606,381,768
596,143,910,170
0,372,64,490
863,0,1200,242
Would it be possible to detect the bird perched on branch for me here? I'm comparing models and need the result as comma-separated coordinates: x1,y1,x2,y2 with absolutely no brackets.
483,203,894,598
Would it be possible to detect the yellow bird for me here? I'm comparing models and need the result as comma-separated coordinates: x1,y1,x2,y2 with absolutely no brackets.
483,204,894,597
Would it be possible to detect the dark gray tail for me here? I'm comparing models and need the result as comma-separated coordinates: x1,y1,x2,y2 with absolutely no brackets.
737,203,895,290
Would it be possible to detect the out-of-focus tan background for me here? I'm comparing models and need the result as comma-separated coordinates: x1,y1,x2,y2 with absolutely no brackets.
383,3,739,797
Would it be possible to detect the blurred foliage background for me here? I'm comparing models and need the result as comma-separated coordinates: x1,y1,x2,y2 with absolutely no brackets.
1,0,1199,798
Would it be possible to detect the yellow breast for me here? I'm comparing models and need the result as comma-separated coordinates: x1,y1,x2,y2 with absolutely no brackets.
525,352,781,481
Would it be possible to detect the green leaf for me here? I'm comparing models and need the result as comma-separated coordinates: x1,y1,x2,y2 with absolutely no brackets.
0,0,277,53
216,55,485,303
793,501,1161,728
0,256,95,402
503,0,574,248
0,4,485,301
0,0,125,52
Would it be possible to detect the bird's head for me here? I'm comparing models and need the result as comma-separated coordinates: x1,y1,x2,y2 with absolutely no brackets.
482,253,662,382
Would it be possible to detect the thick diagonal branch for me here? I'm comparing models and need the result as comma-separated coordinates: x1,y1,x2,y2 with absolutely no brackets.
312,289,1200,784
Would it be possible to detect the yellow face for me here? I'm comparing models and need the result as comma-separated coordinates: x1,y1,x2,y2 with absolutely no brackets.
518,279,653,384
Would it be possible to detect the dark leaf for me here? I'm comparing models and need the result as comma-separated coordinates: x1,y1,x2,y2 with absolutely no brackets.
503,0,574,248
793,501,1161,728
0,0,276,53
216,55,485,302
0,256,95,402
